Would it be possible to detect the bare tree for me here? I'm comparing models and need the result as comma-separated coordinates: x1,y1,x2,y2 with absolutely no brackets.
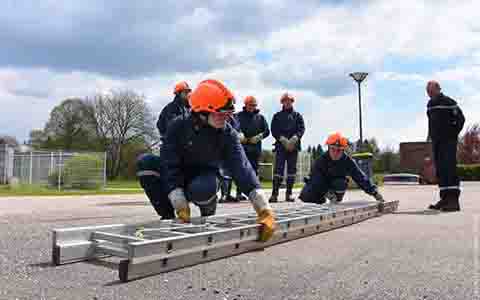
86,90,157,178
84,94,115,151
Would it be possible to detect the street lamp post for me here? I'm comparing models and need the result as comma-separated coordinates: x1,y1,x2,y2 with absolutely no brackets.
349,72,368,150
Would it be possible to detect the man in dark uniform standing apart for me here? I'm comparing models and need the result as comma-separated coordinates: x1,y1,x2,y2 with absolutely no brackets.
426,80,465,211
270,93,305,202
157,81,192,140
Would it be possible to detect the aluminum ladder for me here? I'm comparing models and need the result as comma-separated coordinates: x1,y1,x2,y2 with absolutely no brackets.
52,200,398,282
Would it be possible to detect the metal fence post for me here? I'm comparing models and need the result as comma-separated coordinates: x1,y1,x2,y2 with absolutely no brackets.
103,152,107,189
29,151,33,185
50,152,54,177
58,151,62,191
3,144,7,184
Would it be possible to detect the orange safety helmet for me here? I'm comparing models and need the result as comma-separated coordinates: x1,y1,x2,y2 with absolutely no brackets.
244,95,257,105
174,81,191,95
188,79,235,113
280,92,295,103
325,132,349,149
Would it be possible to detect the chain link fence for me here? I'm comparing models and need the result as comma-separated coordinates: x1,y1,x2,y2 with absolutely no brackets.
10,150,106,190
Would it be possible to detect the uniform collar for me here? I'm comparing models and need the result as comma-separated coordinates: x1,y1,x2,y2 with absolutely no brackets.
174,95,189,107
242,107,259,114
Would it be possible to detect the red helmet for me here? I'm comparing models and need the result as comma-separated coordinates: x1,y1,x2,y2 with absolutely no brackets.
326,132,349,149
174,81,191,95
280,92,295,103
188,79,235,113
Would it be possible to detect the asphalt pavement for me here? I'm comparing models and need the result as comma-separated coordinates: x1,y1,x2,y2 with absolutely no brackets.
0,183,479,300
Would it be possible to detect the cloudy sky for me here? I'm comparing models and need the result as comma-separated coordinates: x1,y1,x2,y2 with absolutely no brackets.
1,0,480,150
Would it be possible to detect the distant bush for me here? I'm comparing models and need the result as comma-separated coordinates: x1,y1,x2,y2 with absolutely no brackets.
457,164,480,181
48,154,103,189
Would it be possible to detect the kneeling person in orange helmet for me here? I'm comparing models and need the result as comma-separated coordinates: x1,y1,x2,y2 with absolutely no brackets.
139,79,276,242
299,132,384,204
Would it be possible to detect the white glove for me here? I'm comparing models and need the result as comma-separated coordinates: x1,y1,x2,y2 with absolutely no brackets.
250,133,263,144
279,136,289,148
238,132,247,144
373,191,384,202
325,191,337,204
168,188,190,222
287,135,299,151
289,135,299,145
249,189,272,212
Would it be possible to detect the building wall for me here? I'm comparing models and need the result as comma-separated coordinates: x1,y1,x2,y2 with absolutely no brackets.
0,145,14,184
399,142,433,174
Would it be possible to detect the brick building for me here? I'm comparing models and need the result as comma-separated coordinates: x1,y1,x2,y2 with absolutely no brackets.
399,141,437,183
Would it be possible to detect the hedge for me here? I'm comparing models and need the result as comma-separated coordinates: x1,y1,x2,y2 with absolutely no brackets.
457,164,480,181
48,154,103,189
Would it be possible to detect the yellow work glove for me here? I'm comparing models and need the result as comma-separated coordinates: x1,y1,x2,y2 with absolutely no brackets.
256,208,276,242
249,189,276,242
168,188,191,223
176,206,191,223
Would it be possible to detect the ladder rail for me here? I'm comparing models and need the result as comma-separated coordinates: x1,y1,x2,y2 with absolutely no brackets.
51,200,399,282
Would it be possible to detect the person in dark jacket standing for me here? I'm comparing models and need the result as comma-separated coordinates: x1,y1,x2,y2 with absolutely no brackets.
157,81,192,140
136,79,276,242
236,96,270,175
299,132,384,204
219,114,242,203
232,95,270,201
270,93,305,202
426,80,465,211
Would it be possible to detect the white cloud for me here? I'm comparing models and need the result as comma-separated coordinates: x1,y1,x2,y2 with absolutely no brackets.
2,0,480,150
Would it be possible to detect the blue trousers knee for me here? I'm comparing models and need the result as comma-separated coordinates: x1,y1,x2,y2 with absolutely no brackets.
299,177,348,204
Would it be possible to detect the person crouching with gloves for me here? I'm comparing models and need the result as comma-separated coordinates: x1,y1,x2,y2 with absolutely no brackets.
298,132,384,205
270,92,305,202
136,79,276,242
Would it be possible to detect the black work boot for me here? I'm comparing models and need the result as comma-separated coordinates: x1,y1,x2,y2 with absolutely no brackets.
285,192,295,202
285,182,295,202
235,192,247,202
219,178,233,203
269,177,281,203
428,190,448,210
335,192,345,203
440,190,461,212
285,176,296,202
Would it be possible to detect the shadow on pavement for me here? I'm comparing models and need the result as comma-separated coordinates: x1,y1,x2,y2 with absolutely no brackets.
393,209,442,216
28,261,56,269
97,201,149,207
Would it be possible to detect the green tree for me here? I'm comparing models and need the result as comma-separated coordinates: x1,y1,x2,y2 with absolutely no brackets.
44,98,94,151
